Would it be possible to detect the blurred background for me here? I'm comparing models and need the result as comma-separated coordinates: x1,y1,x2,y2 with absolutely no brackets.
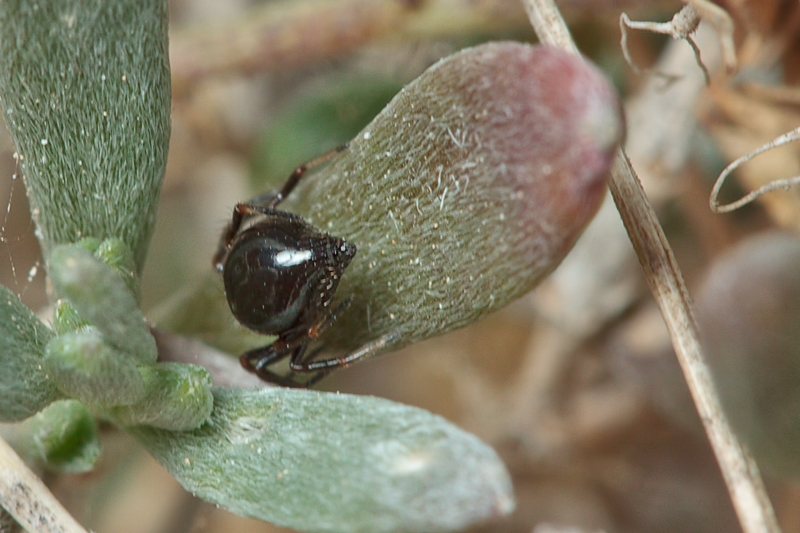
3,0,800,531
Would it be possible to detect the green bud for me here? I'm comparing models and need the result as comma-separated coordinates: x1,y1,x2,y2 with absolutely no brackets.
22,400,100,474
109,363,213,431
95,238,140,302
48,244,156,364
44,328,146,407
52,299,90,335
74,237,103,255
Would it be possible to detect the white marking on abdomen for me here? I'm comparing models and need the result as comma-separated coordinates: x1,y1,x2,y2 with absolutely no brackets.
275,249,313,266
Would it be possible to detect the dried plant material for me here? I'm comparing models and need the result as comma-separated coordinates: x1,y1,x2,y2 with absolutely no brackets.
169,0,529,93
710,126,800,214
620,5,710,85
621,0,738,85
532,198,642,337
704,85,800,229
524,2,780,533
533,16,726,342
0,436,89,533
685,0,737,72
624,22,722,202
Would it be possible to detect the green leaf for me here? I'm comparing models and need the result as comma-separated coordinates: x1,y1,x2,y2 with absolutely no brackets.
20,400,100,474
48,244,157,364
132,388,514,533
95,238,140,302
182,43,621,362
0,0,171,272
279,43,623,354
44,328,146,408
52,299,90,335
109,363,213,431
0,285,60,422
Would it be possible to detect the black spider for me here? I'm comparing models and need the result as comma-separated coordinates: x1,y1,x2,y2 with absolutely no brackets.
213,144,392,387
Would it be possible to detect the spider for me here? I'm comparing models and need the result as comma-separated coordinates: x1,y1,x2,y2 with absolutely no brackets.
213,144,393,387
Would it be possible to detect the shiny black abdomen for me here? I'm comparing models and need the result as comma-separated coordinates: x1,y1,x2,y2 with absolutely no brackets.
222,211,355,335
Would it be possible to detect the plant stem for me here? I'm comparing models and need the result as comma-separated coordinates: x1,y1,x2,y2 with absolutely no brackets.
0,436,88,533
521,1,781,533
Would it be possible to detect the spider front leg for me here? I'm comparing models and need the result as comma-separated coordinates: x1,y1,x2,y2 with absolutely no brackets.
212,202,276,271
240,340,327,388
288,332,400,374
271,142,349,206
212,142,349,272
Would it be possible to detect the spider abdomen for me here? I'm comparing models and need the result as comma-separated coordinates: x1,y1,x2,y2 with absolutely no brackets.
222,214,355,335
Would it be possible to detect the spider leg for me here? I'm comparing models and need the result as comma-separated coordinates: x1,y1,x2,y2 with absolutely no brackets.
240,340,289,374
252,341,330,388
213,203,280,271
314,296,353,334
281,343,331,388
271,296,352,353
213,143,349,271
273,143,348,208
296,343,324,365
288,332,400,373
239,341,309,388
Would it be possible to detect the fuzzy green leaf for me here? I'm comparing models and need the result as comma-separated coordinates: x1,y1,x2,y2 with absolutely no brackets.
0,285,60,422
48,244,157,364
20,400,100,474
279,43,623,354
52,300,90,335
0,0,171,272
95,238,140,302
170,43,621,363
132,387,514,533
44,328,146,408
109,363,213,431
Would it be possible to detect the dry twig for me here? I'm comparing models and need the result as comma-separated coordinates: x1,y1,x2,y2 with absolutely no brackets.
0,436,88,533
620,0,737,86
686,0,737,72
620,5,709,85
710,126,800,213
521,1,780,533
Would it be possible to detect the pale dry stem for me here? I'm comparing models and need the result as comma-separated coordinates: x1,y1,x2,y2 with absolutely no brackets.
521,1,781,533
620,5,709,85
710,126,800,213
0,436,88,533
685,0,737,71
